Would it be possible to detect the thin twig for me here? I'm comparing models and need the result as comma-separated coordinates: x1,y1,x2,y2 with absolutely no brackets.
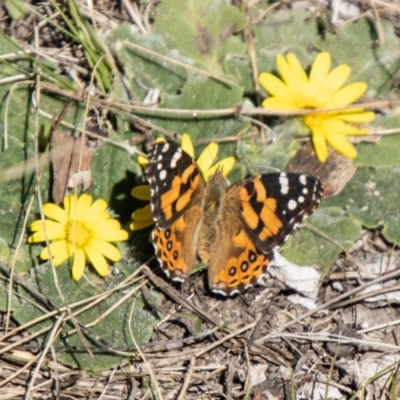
177,357,196,400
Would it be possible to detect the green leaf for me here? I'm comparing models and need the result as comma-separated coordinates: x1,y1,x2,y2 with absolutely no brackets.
355,114,400,168
153,0,247,74
325,166,400,246
282,207,362,273
108,25,188,101
158,75,244,136
5,0,26,20
12,263,156,371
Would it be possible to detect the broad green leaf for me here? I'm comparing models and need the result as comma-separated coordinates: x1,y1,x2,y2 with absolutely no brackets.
5,0,26,20
356,134,400,168
153,0,247,74
282,207,362,273
157,75,244,136
12,262,156,371
108,25,189,101
355,113,400,168
325,167,400,246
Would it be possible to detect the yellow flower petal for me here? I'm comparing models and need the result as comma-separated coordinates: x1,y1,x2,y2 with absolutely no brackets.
325,131,357,158
311,64,351,107
311,129,329,163
286,52,309,84
325,82,367,108
197,142,218,175
72,248,86,280
261,97,299,110
51,241,73,266
309,52,331,86
40,240,69,261
76,194,93,220
324,64,351,94
324,117,368,136
84,199,109,226
84,246,109,277
130,219,155,230
204,157,236,180
64,195,78,221
131,185,151,201
336,111,375,123
181,133,194,158
89,239,122,262
28,220,66,242
276,54,299,90
91,219,122,232
95,229,129,241
42,203,66,224
259,73,293,99
132,204,153,221
138,155,148,166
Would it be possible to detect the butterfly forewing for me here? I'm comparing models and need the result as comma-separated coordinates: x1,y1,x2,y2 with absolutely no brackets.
233,172,323,252
145,141,205,227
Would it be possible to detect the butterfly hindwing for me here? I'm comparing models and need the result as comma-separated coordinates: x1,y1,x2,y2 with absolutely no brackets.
152,207,202,281
207,208,273,296
145,141,205,228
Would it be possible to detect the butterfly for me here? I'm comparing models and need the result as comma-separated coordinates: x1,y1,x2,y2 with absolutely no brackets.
145,140,323,296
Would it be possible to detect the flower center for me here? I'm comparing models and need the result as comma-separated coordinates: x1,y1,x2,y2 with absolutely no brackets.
66,221,90,247
303,113,328,129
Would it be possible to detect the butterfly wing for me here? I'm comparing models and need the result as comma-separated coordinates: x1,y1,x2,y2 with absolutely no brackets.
207,206,273,295
145,141,205,228
152,207,203,282
208,172,323,295
233,172,323,252
146,141,205,281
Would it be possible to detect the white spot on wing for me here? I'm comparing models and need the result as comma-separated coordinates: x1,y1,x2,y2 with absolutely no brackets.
298,196,305,203
279,173,289,195
299,174,307,185
159,170,167,180
288,199,297,210
171,275,184,283
170,148,182,168
162,142,170,152
212,289,228,296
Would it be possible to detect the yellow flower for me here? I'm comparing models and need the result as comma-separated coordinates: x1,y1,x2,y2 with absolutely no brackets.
130,134,236,230
259,52,375,162
28,194,128,281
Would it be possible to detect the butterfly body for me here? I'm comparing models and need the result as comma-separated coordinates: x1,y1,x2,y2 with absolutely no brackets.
146,141,323,296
